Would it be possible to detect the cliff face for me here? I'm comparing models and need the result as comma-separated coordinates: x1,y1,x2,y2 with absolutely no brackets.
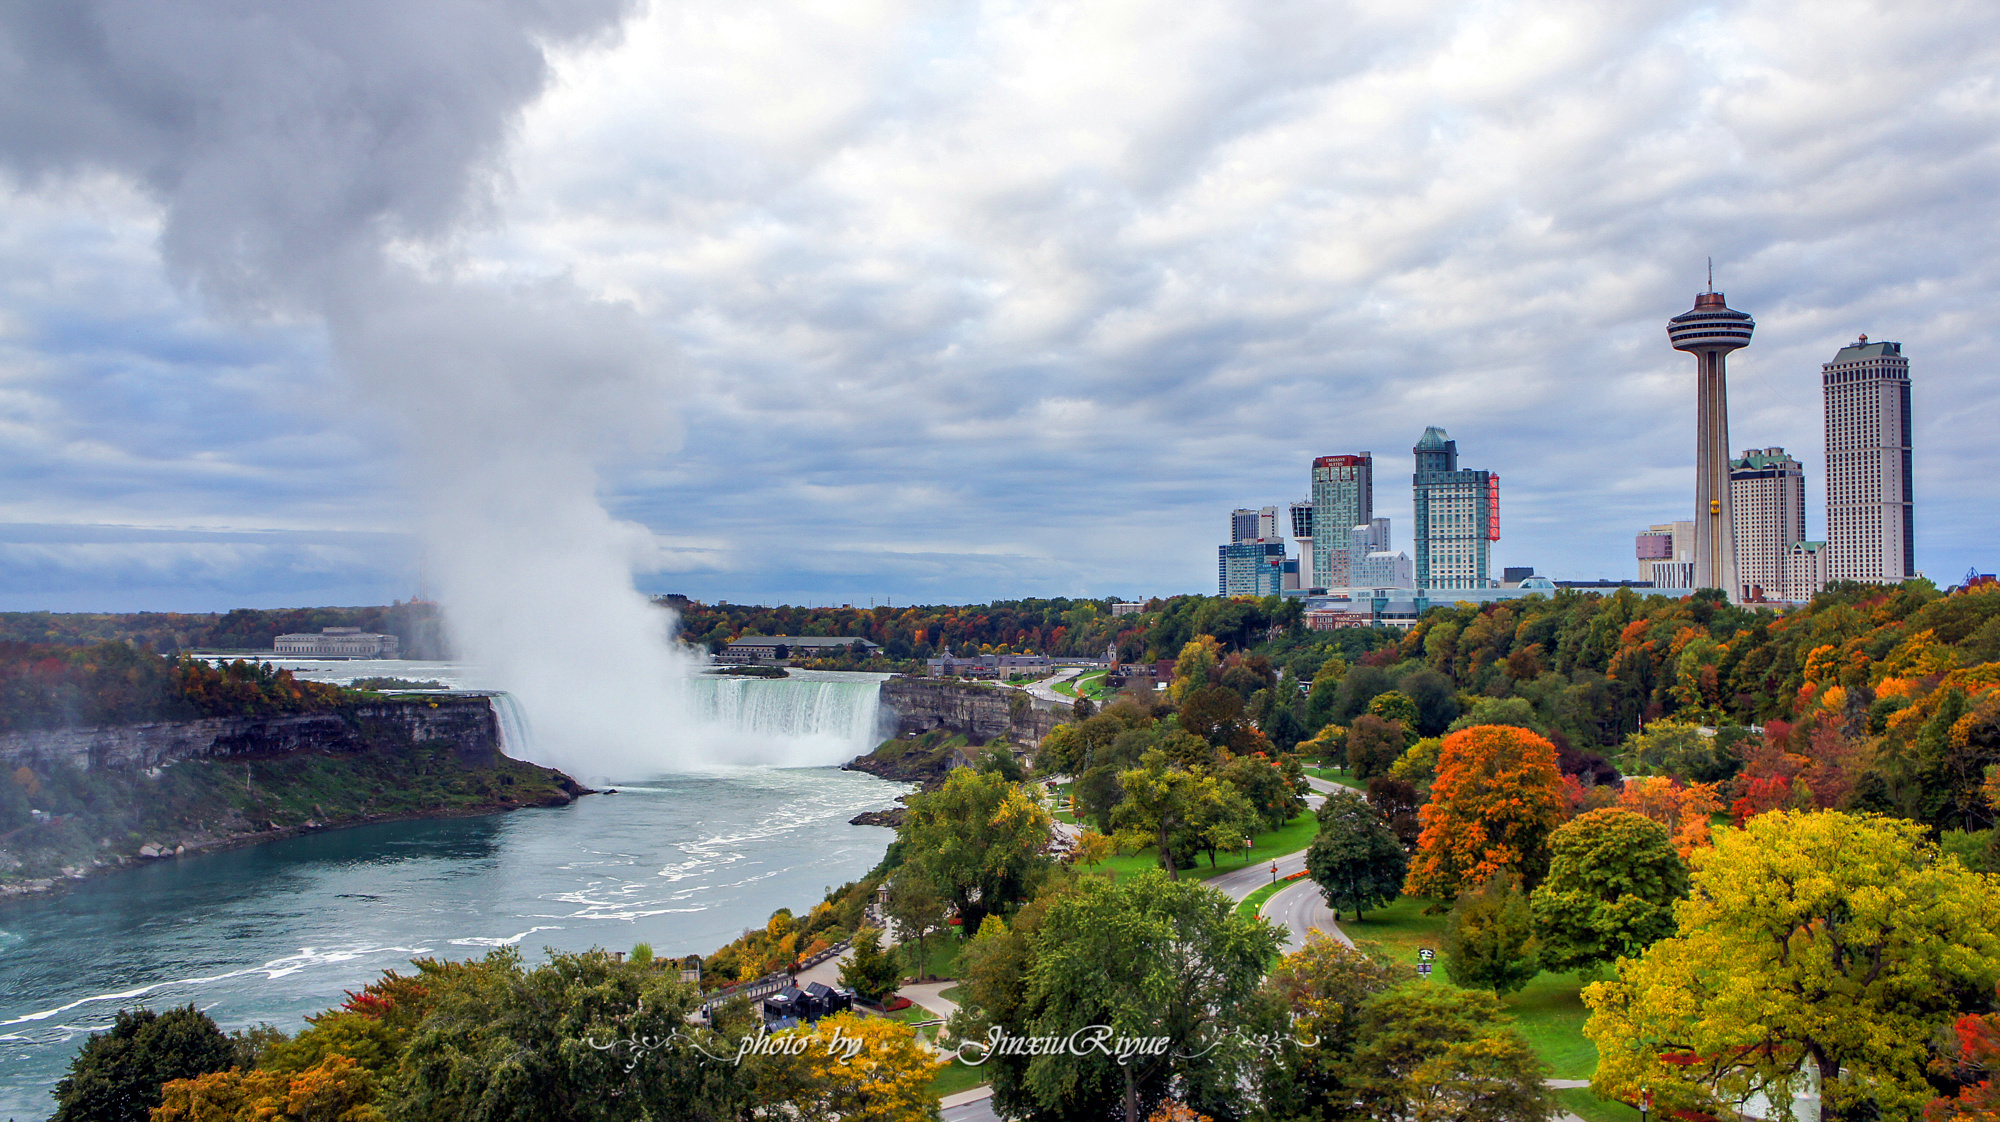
0,696,504,775
0,696,583,895
878,677,1061,746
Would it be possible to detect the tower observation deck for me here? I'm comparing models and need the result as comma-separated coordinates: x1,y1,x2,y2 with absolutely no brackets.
1669,290,1755,602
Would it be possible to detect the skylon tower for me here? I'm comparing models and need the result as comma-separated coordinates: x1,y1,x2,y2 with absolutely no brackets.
1668,280,1755,602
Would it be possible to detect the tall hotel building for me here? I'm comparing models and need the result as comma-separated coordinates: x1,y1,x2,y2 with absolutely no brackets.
1823,337,1914,583
1412,427,1498,591
1729,447,1807,601
1311,454,1373,589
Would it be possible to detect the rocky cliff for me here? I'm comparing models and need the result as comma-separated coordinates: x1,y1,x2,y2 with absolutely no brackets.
0,695,585,895
0,696,506,774
878,677,1061,746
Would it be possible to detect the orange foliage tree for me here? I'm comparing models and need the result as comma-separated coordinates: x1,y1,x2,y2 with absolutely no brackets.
1615,776,1724,855
1929,989,2000,1122
1405,725,1566,899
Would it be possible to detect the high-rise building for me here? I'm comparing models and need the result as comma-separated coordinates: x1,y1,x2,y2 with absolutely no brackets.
1311,454,1373,589
1257,506,1285,542
1782,540,1828,604
1411,427,1497,591
1218,539,1286,596
1635,521,1695,589
1823,336,1914,583
1230,509,1260,543
1668,286,1755,601
1353,550,1414,588
1729,447,1807,601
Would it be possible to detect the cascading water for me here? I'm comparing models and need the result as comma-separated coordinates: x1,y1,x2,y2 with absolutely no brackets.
488,692,536,759
683,671,889,768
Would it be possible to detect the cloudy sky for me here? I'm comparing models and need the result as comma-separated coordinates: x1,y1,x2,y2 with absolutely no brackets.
0,0,1994,613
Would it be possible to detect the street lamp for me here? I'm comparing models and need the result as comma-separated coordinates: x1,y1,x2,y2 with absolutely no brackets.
1242,836,1253,865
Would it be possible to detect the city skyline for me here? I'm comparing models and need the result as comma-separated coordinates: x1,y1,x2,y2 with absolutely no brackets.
0,3,1995,612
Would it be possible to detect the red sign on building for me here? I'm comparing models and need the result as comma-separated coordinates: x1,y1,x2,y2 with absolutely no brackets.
1486,476,1501,541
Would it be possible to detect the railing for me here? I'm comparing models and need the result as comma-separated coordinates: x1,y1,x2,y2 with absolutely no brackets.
697,940,852,1017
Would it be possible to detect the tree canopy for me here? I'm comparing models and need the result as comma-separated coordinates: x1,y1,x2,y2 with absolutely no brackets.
1585,810,2000,1122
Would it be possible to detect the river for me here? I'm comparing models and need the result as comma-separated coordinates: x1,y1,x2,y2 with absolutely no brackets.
0,666,904,1118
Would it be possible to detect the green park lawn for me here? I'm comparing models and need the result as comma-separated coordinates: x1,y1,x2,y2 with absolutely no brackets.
1074,809,1319,884
1303,766,1365,790
1340,894,1603,1082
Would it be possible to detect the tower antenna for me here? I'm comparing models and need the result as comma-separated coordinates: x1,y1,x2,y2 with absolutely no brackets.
1707,257,1714,293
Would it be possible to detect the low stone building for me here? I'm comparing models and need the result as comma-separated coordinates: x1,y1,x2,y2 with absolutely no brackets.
272,627,400,659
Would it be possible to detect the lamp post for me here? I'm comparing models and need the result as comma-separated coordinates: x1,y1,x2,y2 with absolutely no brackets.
1243,836,1253,865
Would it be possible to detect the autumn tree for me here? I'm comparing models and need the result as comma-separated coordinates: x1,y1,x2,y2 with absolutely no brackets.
1306,792,1408,921
746,1012,942,1122
898,767,1053,929
982,871,1282,1122
1929,987,2000,1122
1263,932,1401,1115
1346,987,1554,1122
1615,776,1724,855
1441,871,1540,996
154,1055,377,1122
1529,808,1687,976
1405,725,1566,899
1585,810,2000,1122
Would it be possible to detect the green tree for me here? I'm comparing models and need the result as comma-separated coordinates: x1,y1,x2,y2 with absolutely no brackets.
898,767,1053,930
1585,810,2000,1122
1366,690,1418,728
1446,696,1541,734
1306,793,1408,921
885,867,954,979
52,1005,235,1122
839,926,902,1005
1264,932,1401,1117
1345,714,1406,781
1346,987,1553,1122
983,871,1282,1122
1530,808,1687,975
1113,751,1202,880
1442,871,1540,996
386,948,742,1122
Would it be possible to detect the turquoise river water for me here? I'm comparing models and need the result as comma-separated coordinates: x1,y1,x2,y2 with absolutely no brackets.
0,667,906,1118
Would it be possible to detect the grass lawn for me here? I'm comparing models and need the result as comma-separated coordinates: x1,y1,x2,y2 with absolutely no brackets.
1303,766,1365,790
928,1056,987,1098
1557,1086,1641,1122
1340,894,1602,1081
1076,809,1320,885
903,935,966,982
938,985,962,1003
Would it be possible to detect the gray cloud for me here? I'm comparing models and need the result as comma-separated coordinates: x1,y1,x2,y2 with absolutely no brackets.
2,0,1998,615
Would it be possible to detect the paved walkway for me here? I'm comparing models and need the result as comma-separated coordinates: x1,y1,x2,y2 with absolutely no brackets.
1022,667,1084,706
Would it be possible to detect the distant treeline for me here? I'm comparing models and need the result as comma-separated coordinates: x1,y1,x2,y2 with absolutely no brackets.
0,602,448,658
0,642,354,732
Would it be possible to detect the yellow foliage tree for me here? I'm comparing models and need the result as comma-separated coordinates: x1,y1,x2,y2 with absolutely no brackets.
1584,811,2000,1122
1171,636,1223,702
747,1012,944,1122
155,1054,378,1122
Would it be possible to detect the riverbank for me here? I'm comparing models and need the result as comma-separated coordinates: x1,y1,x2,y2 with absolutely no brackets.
0,696,587,898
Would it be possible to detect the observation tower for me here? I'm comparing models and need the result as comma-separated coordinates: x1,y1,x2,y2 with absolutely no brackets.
1668,280,1755,601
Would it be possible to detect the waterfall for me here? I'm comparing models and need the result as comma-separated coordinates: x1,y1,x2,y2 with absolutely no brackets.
488,692,537,758
684,672,888,768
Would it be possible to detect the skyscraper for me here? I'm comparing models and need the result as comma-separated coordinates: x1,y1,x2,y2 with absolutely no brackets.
1257,506,1284,542
1668,286,1755,601
1411,427,1497,591
1823,336,1914,583
1230,509,1259,543
1218,539,1286,596
1311,454,1372,589
1729,447,1806,601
